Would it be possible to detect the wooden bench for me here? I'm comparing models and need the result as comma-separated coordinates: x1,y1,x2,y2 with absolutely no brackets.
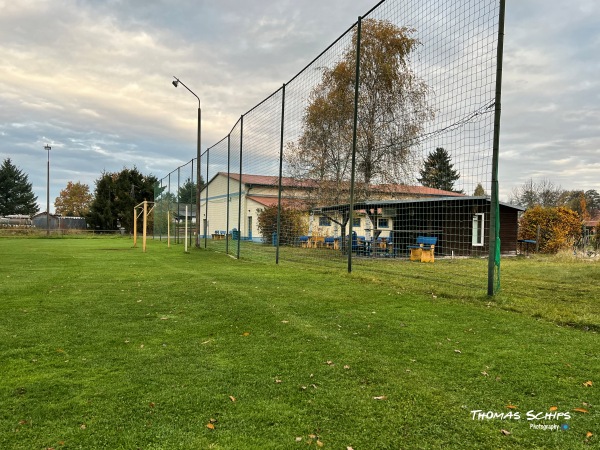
211,230,227,240
407,236,437,263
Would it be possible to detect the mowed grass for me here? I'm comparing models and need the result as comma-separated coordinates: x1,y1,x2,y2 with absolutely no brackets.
0,238,597,449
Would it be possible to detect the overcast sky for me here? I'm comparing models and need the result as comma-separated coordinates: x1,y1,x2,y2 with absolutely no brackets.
1,0,598,212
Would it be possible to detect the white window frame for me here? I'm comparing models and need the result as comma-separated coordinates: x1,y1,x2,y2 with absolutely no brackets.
472,213,485,246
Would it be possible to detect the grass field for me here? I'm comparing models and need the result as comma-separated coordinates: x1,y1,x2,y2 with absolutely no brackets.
0,237,597,449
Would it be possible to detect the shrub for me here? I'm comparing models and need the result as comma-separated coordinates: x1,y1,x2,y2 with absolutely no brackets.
518,206,582,253
256,205,308,245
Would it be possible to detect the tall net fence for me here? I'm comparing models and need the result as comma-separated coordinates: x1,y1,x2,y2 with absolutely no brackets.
154,0,506,294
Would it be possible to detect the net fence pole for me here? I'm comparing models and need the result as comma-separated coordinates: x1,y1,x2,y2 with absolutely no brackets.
177,166,180,244
237,115,244,259
276,83,286,264
347,16,362,274
226,134,231,255
488,0,506,296
196,106,202,248
204,149,209,248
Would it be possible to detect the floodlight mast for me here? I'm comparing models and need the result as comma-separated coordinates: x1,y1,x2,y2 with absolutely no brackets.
172,76,201,247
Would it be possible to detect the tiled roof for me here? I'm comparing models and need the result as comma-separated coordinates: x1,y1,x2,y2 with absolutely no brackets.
220,172,462,197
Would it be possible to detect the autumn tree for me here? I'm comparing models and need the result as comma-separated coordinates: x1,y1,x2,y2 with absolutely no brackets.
417,147,462,192
87,167,157,232
256,205,308,246
54,181,93,216
0,158,39,216
518,206,582,253
286,19,433,206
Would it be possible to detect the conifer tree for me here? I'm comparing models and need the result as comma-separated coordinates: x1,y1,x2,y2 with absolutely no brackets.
0,158,39,216
417,147,461,192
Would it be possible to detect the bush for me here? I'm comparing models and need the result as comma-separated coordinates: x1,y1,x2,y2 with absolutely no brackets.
256,205,308,245
518,206,582,253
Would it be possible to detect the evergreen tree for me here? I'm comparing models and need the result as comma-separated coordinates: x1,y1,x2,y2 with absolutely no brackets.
417,148,461,192
473,183,487,196
0,158,40,216
87,167,157,232
177,176,205,204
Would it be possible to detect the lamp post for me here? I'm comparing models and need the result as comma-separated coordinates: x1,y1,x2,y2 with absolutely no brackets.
172,76,201,247
44,144,51,236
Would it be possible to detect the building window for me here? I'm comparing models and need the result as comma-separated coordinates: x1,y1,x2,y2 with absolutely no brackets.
319,216,331,227
377,218,389,228
353,217,361,227
472,213,485,246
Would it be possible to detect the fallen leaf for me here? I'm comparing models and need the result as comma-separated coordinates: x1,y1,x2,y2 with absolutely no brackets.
18,420,27,425
295,437,303,442
583,380,593,387
160,317,168,320
149,402,155,408
506,404,517,410
242,332,250,336
326,360,334,366
500,429,511,436
80,424,87,430
308,434,317,439
316,440,324,447
549,406,558,411
275,379,282,384
344,365,350,370
373,395,388,400
573,407,589,413
229,395,236,402
282,320,289,324
481,371,489,377
206,423,215,430
586,431,593,438
454,349,461,354
347,447,355,450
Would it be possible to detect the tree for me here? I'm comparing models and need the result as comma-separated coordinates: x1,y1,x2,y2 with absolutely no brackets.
509,178,563,209
286,19,434,205
54,181,93,216
474,183,487,196
518,206,582,253
87,167,157,232
257,205,308,245
0,158,39,216
417,147,461,192
177,176,205,204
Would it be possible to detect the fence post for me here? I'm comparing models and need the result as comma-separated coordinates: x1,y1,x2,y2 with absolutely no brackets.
348,16,362,274
237,115,244,259
177,166,180,244
487,0,505,296
226,134,231,255
205,148,209,249
276,84,286,264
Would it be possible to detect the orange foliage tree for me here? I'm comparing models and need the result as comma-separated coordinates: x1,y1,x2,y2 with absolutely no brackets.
518,206,583,253
54,181,93,217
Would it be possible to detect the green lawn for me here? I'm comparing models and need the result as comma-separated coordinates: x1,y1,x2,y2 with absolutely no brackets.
0,237,597,449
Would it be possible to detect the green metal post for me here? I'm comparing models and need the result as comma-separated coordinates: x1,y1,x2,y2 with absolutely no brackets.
488,0,506,296
348,17,362,274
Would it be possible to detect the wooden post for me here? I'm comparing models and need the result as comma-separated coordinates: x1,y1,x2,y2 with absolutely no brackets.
133,206,137,247
142,200,148,253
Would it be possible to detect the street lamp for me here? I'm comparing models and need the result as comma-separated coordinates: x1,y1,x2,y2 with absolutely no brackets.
172,76,201,247
44,144,51,236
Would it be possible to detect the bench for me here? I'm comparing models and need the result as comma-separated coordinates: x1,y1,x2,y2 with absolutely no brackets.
211,230,227,240
407,236,437,263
